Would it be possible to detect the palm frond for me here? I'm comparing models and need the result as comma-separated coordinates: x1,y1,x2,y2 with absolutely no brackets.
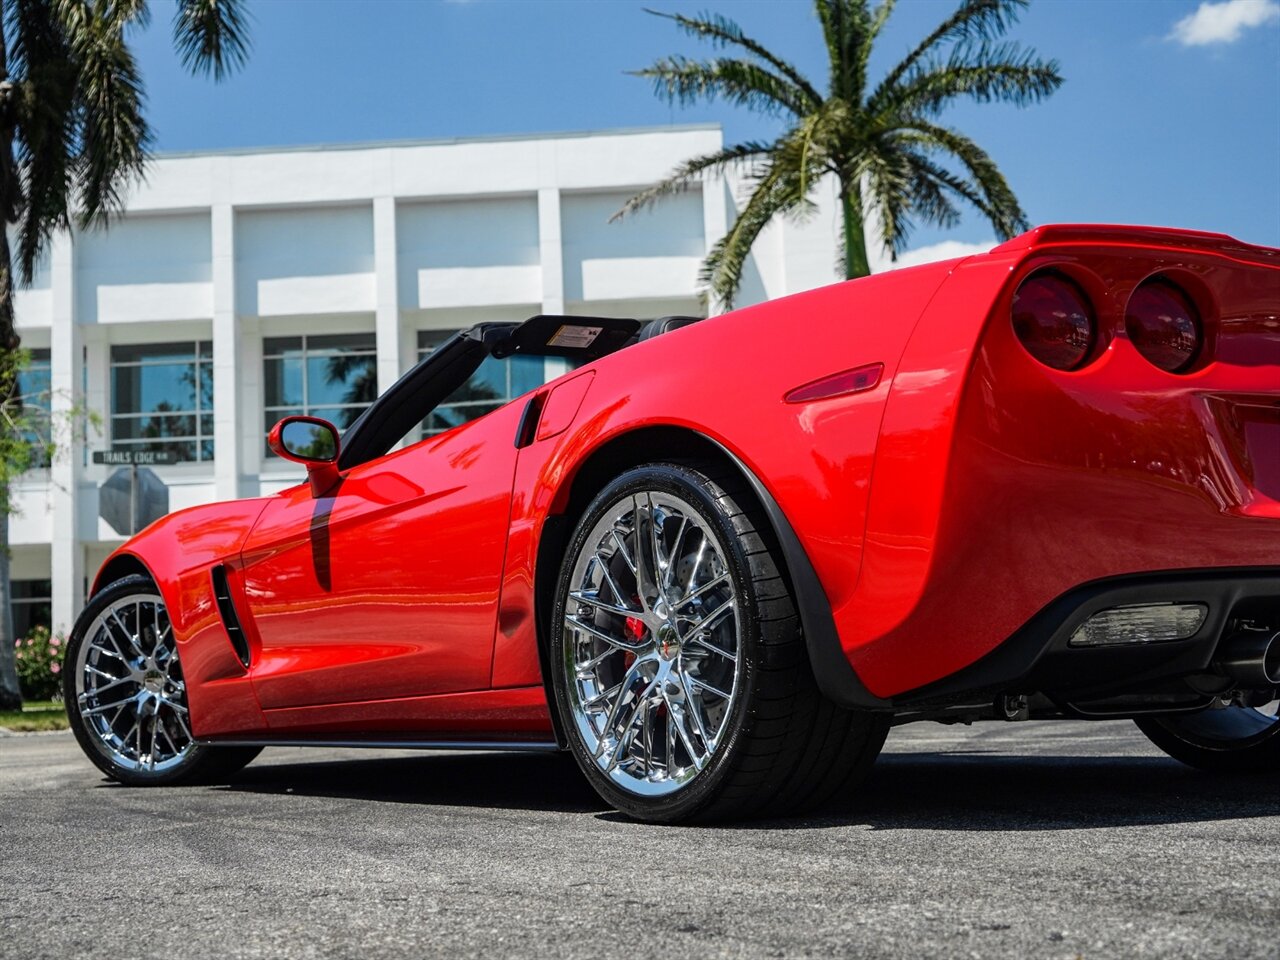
872,0,1028,103
899,122,1028,238
633,56,816,117
875,42,1062,118
613,141,775,221
645,8,822,110
702,163,811,308
813,0,890,105
58,0,150,226
173,0,251,81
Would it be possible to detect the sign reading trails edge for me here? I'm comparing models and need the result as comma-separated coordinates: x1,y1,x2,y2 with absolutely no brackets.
92,449,179,466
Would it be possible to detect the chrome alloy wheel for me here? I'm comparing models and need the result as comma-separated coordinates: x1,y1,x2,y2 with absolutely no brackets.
73,593,195,774
563,491,742,798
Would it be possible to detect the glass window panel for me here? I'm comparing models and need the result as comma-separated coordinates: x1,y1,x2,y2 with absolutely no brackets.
112,363,198,417
309,405,365,431
307,353,377,409
509,355,545,397
112,413,198,441
263,356,304,408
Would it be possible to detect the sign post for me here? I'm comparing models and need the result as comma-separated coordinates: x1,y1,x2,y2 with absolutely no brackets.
93,450,176,536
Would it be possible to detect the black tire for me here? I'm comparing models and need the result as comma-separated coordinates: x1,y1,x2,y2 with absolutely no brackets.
65,574,261,786
1135,705,1280,773
549,461,888,823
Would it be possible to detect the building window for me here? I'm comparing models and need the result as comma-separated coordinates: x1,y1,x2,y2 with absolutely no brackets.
11,579,52,641
417,330,545,436
110,342,213,462
15,348,52,465
263,334,377,454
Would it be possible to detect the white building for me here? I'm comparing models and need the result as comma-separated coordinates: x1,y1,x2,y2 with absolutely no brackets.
9,124,851,636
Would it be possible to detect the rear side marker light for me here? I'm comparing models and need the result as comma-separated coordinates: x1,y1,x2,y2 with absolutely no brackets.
1068,602,1208,648
1012,272,1096,370
1125,280,1203,373
785,363,884,404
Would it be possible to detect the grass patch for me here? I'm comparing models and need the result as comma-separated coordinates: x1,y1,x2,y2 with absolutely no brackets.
0,699,69,733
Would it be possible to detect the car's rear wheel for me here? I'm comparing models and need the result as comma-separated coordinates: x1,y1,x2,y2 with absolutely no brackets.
64,574,261,786
549,461,888,823
1135,696,1280,773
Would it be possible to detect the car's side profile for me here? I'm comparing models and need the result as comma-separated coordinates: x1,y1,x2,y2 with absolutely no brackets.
65,224,1280,822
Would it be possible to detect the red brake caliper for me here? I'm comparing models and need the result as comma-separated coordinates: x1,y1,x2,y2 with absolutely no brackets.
623,616,646,670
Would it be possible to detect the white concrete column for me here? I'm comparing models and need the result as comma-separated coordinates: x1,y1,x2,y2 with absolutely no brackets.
49,230,83,632
211,202,241,500
373,195,401,394
538,187,564,316
701,177,728,317
538,187,569,380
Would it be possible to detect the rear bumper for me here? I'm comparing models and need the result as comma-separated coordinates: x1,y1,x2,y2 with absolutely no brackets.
894,567,1280,707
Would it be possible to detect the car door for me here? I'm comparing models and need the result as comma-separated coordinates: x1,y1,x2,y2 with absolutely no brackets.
239,400,525,714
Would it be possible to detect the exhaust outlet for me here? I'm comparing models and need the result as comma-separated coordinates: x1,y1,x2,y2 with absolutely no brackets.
1214,629,1280,687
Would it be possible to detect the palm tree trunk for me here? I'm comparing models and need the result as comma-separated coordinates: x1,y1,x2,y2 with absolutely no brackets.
840,179,871,280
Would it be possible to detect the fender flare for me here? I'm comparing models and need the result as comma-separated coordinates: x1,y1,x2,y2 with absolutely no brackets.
705,439,891,712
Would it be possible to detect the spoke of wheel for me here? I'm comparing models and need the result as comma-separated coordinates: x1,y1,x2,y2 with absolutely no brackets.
687,597,735,636
610,528,637,577
83,674,137,697
576,645,618,675
676,674,715,753
565,615,646,653
631,494,658,613
172,709,194,744
569,589,636,619
147,717,158,770
666,696,677,773
606,679,657,772
82,700,128,718
661,514,687,593
645,493,665,598
110,609,145,660
595,659,647,756
664,692,705,771
591,553,632,612
682,535,708,599
689,632,736,661
685,672,731,701
677,572,730,609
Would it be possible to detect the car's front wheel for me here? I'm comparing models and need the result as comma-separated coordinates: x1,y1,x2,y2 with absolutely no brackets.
64,574,260,786
549,461,888,823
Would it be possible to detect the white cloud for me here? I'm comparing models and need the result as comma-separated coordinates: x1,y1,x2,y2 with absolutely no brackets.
879,239,995,271
1169,0,1280,46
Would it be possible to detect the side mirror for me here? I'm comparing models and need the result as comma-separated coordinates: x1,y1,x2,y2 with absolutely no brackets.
268,416,341,497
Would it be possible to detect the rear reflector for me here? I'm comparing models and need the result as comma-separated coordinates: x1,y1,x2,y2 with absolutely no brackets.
785,363,884,404
1068,602,1208,648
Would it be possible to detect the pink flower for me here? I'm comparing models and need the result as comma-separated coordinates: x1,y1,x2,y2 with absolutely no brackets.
49,636,61,648
50,663,61,675
26,638,34,647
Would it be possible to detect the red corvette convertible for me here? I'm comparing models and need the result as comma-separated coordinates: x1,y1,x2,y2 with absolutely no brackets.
65,224,1279,822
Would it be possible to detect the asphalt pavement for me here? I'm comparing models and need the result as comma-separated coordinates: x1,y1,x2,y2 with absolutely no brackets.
2,720,1277,959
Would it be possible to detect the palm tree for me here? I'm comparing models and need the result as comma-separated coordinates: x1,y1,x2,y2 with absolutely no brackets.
618,0,1062,307
0,0,250,710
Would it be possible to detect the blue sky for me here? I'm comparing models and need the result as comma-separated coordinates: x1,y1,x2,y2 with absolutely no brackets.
131,0,1280,251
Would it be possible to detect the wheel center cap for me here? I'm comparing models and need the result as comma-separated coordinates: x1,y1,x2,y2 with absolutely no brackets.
657,623,680,660
143,670,164,693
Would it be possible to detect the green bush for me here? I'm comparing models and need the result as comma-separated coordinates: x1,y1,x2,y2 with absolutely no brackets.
14,625,67,701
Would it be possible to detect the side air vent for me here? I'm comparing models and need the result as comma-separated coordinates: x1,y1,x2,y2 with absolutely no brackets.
211,565,251,668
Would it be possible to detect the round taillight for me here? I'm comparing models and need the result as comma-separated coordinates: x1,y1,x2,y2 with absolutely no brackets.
1011,273,1096,370
1125,281,1202,373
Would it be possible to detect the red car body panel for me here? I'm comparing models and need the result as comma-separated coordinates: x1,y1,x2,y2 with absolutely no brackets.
93,225,1280,740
